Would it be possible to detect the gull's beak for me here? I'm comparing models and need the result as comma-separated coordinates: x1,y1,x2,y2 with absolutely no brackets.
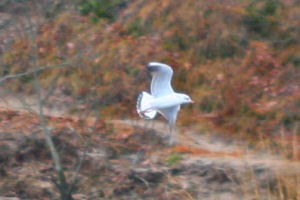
190,100,195,104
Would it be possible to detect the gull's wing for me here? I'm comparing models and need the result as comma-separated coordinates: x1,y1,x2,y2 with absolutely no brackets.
148,62,174,97
158,105,180,127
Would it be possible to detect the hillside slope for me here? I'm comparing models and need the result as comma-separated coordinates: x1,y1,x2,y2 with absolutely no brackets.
1,0,299,139
0,105,299,199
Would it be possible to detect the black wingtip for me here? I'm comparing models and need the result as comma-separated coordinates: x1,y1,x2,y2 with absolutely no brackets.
147,62,160,72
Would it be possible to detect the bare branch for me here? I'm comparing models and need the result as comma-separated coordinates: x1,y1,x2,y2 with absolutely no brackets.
67,152,86,196
0,63,70,85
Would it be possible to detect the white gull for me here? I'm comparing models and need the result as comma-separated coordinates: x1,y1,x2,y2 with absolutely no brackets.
136,62,194,145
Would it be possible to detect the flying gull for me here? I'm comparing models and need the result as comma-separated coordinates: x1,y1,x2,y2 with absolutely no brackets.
136,62,194,145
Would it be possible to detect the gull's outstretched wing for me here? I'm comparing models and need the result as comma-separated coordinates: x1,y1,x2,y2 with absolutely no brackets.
148,62,174,97
158,105,180,127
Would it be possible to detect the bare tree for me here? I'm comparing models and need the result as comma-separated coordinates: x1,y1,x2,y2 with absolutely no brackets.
0,1,83,199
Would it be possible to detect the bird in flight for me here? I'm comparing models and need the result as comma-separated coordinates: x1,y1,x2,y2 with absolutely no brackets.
136,62,194,145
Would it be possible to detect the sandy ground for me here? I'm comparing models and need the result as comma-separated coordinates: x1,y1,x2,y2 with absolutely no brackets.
0,91,299,199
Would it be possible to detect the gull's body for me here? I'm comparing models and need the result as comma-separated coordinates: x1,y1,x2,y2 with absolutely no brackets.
146,94,187,109
136,62,193,145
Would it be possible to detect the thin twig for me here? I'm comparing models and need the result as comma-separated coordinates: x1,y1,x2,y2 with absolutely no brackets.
134,174,150,188
67,151,86,196
0,63,70,84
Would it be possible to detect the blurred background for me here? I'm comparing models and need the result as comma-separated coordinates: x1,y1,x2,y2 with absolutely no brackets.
0,0,299,199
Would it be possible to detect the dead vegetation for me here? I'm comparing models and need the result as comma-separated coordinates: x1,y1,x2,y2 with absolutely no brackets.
0,108,299,199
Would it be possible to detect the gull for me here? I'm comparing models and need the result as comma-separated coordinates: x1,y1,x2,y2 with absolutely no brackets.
136,62,194,145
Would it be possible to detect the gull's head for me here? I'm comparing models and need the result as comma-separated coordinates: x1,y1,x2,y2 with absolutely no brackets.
178,93,194,104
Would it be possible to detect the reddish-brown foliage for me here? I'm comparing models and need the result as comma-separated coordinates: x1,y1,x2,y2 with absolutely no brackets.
1,0,299,139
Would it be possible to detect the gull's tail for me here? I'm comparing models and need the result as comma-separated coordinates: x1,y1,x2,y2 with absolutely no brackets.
136,92,157,119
